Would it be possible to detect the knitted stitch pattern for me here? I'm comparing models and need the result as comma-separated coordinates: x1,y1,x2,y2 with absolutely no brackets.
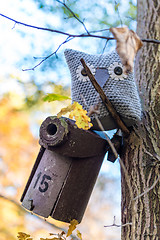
64,49,142,130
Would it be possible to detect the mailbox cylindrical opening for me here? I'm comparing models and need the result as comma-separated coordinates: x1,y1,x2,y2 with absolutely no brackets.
47,123,57,136
39,116,69,148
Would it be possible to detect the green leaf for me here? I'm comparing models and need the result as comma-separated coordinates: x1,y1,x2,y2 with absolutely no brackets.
43,93,71,102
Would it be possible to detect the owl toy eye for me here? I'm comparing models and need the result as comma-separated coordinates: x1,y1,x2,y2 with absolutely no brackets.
76,64,96,82
114,66,123,75
108,62,127,80
81,68,87,76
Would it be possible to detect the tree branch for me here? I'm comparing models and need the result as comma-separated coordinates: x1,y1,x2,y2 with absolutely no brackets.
0,13,159,44
56,0,89,34
0,193,78,239
80,95,121,162
22,36,73,71
104,222,132,227
104,216,132,228
133,174,160,201
1,12,160,71
0,13,114,40
94,115,118,159
80,58,130,136
141,38,160,44
0,193,26,213
114,1,123,26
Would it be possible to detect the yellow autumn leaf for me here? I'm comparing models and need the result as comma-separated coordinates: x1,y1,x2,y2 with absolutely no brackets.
17,232,33,240
66,219,79,237
57,103,75,118
40,231,66,240
77,230,82,240
57,102,93,130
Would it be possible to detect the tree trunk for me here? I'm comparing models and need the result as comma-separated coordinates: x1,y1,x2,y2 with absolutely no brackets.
121,0,160,239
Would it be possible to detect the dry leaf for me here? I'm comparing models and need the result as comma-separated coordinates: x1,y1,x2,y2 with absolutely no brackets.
88,104,100,117
57,103,75,118
66,219,79,237
77,230,82,240
110,26,143,73
40,231,66,240
17,232,33,240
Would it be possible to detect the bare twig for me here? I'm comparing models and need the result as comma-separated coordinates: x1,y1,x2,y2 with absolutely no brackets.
141,39,160,44
0,12,160,70
0,193,26,213
104,216,132,227
133,174,160,201
56,0,89,34
114,1,123,26
144,149,160,162
104,222,132,227
22,36,73,71
80,58,130,136
89,28,110,33
88,111,134,233
81,95,120,161
0,194,61,229
94,115,118,159
92,118,134,235
0,13,159,45
0,13,114,41
96,39,109,67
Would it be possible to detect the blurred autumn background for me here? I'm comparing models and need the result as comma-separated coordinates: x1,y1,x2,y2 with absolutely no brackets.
0,0,137,239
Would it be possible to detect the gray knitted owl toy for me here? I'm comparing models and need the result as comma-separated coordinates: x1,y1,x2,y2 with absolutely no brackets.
64,49,141,131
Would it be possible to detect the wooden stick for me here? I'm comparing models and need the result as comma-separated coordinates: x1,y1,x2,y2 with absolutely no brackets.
80,58,130,136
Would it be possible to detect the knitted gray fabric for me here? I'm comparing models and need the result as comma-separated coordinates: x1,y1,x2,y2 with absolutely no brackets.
64,49,142,130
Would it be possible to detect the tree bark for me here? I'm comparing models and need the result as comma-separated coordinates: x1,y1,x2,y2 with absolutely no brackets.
121,0,160,239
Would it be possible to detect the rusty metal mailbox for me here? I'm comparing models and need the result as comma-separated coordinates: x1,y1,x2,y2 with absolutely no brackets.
21,116,108,223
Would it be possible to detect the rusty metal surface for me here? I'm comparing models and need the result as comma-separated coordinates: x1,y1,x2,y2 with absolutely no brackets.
21,147,45,202
39,116,108,158
52,152,106,223
39,116,69,148
22,149,72,218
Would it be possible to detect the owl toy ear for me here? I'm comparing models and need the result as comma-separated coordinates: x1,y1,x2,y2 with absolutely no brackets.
64,48,142,131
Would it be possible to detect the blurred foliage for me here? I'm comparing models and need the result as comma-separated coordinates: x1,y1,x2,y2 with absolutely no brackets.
0,96,38,188
0,95,38,240
34,0,137,30
14,75,71,109
0,199,25,240
17,223,83,240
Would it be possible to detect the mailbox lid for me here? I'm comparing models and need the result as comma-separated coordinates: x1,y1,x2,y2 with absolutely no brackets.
39,116,108,158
